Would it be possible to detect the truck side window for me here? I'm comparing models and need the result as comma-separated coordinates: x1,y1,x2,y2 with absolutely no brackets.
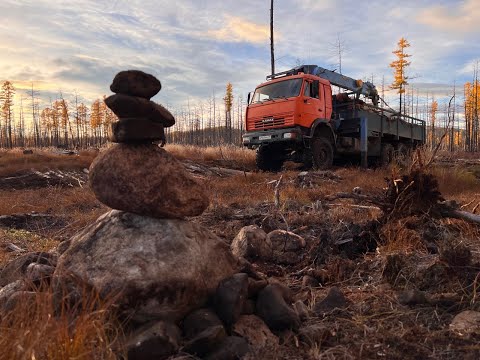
304,83,311,97
312,80,320,99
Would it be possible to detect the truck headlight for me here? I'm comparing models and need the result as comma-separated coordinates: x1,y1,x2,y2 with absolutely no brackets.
283,132,297,139
242,136,250,143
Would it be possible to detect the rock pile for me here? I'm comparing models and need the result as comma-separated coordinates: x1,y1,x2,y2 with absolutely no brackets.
0,71,308,360
89,70,209,218
106,70,174,144
57,71,303,359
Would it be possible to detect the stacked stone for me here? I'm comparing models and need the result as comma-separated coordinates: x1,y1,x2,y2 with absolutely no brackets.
89,70,209,219
106,70,174,145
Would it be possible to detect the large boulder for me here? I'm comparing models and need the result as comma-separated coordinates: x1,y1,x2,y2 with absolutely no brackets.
54,210,240,322
89,144,209,219
110,70,162,99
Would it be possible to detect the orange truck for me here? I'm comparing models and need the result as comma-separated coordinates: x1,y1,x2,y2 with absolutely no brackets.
242,65,426,171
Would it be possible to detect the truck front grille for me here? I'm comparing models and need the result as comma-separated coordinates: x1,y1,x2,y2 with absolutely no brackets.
254,117,286,129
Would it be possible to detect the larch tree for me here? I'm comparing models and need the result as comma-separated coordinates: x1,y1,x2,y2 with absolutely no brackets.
57,98,70,147
0,81,15,148
76,103,88,147
464,80,480,151
90,99,102,145
224,82,233,142
390,37,411,115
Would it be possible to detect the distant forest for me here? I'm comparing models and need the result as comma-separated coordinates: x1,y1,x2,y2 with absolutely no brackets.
0,55,479,151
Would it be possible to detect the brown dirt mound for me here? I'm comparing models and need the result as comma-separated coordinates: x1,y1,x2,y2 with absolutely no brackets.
385,170,444,219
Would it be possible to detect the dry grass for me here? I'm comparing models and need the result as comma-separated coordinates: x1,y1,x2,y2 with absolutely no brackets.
0,149,97,177
165,143,256,170
0,284,123,360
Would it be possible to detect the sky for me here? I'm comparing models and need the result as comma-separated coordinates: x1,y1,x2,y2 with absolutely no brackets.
0,0,479,121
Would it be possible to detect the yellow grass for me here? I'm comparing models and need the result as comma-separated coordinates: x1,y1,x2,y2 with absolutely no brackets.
0,149,97,177
0,284,123,360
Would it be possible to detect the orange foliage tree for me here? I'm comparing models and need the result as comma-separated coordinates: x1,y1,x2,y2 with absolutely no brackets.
390,37,411,114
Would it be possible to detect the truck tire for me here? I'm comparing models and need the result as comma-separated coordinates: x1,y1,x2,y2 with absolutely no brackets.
311,137,334,169
379,143,395,167
256,145,285,172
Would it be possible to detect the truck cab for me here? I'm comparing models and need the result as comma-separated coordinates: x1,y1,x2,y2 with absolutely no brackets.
243,71,336,171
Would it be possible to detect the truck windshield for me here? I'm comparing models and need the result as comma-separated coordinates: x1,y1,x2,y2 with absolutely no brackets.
250,78,303,104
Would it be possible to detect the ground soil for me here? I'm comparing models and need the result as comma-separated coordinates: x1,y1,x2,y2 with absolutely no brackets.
1,147,480,359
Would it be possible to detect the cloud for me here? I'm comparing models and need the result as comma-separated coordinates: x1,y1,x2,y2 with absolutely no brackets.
417,0,480,33
0,0,479,130
207,16,270,44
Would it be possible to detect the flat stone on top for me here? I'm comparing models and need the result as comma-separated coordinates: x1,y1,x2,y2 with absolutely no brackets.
110,70,161,99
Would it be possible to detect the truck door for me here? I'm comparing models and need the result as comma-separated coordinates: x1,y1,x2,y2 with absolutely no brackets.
301,80,325,127
323,84,332,120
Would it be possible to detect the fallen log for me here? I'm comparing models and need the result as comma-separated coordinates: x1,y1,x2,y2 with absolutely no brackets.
0,213,65,230
446,209,480,226
0,170,87,190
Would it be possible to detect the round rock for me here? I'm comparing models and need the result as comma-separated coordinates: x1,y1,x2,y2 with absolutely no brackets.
110,70,161,99
89,144,209,219
54,210,240,322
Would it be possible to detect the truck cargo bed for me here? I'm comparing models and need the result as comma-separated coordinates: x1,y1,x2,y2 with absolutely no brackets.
336,107,426,143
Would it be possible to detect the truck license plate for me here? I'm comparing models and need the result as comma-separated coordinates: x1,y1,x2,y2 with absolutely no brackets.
259,135,272,140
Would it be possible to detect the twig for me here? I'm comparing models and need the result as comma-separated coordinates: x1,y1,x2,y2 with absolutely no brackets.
460,198,477,210
472,202,480,214
274,175,283,208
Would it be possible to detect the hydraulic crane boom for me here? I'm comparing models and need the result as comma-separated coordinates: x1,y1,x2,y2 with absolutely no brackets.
266,64,380,106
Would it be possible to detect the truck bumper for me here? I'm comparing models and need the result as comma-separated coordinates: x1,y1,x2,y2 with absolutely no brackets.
242,127,303,149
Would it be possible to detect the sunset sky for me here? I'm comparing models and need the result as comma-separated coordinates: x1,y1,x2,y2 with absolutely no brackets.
0,0,479,117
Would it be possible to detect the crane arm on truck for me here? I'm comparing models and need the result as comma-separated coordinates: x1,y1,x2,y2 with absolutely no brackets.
266,64,380,106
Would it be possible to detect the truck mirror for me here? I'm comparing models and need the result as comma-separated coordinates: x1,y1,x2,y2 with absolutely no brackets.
247,92,252,104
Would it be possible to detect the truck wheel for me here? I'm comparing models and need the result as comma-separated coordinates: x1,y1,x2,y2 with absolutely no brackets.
311,137,334,169
379,143,395,167
256,145,285,172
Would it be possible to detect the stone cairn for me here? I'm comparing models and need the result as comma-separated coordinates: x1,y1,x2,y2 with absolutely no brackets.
0,71,308,360
90,70,209,218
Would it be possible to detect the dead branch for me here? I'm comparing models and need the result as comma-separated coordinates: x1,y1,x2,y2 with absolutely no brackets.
325,192,388,208
274,175,283,208
446,209,480,226
324,203,382,211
